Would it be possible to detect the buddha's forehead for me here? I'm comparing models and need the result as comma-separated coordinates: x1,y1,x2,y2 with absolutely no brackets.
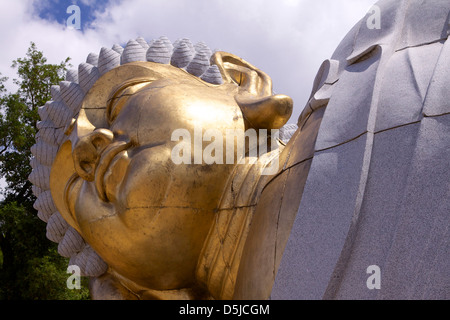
107,76,243,145
77,62,220,130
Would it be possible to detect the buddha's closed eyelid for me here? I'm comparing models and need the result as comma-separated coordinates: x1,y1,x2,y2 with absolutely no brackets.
107,92,131,124
106,79,154,123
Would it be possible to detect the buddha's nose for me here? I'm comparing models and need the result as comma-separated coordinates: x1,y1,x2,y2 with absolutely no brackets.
72,129,114,181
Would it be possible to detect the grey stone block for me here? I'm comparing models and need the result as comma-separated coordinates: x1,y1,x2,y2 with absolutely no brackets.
374,42,443,132
272,133,372,299
274,112,450,301
396,0,450,50
328,122,421,299
378,114,450,300
314,47,381,151
423,39,450,117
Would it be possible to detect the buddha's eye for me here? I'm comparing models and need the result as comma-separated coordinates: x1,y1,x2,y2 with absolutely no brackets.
107,80,153,123
108,89,132,123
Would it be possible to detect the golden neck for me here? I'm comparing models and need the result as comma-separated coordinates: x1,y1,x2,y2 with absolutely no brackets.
195,143,284,299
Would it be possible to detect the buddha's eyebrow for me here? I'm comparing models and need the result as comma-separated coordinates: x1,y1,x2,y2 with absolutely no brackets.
106,78,154,123
107,83,135,105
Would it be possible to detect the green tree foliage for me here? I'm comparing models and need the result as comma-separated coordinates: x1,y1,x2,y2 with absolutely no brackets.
0,42,90,299
1,42,70,199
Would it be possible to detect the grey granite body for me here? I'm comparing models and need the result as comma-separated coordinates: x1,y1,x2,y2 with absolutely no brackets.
272,0,450,299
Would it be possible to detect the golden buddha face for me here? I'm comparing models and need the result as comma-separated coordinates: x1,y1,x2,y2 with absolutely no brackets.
51,54,292,296
63,67,246,291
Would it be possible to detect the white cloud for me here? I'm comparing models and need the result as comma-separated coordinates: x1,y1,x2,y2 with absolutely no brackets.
79,0,97,6
84,0,376,121
0,0,376,119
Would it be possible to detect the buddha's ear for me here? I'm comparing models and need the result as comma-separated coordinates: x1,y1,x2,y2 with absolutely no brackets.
211,51,293,130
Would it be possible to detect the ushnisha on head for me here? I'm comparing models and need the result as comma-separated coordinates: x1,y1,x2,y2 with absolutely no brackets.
29,36,293,299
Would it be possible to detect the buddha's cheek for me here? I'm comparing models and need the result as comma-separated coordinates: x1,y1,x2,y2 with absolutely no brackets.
116,145,173,218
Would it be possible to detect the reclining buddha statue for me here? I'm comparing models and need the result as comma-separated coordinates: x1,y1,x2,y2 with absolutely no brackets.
30,0,449,300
